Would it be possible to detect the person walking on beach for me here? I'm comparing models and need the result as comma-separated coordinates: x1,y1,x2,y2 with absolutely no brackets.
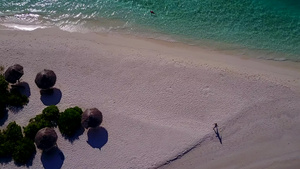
213,123,218,132
213,123,222,144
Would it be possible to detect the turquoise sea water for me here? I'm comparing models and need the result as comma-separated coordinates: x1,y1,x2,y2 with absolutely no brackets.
0,0,299,61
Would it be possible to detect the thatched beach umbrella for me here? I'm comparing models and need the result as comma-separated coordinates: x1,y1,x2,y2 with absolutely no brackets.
81,108,103,129
35,69,56,90
4,64,24,83
35,127,58,151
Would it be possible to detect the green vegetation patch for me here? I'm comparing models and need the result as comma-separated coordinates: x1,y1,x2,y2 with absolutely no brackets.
24,106,59,140
0,75,9,117
58,106,83,137
0,122,36,165
12,138,36,164
7,88,29,107
42,105,60,124
0,75,29,117
23,115,53,140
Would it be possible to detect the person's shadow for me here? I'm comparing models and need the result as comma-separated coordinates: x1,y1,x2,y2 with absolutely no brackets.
41,147,65,169
87,127,108,150
213,125,222,144
40,88,62,106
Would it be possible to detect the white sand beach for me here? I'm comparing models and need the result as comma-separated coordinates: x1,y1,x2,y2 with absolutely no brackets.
1,28,300,169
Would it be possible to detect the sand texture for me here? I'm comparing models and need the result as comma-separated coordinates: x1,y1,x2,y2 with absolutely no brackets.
1,28,300,169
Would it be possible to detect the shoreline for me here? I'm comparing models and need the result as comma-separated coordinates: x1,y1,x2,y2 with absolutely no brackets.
1,28,300,169
1,22,300,62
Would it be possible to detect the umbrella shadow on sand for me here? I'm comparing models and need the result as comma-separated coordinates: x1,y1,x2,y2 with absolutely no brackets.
0,156,11,165
41,147,65,169
0,109,8,126
40,88,62,106
7,82,31,114
11,81,31,97
87,127,108,150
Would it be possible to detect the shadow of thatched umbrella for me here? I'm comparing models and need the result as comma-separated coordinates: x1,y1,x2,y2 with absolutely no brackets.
41,147,65,169
81,108,103,129
35,69,56,90
35,127,58,152
87,127,108,149
4,64,24,83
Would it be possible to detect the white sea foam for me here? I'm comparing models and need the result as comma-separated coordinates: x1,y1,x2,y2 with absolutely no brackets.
1,23,47,31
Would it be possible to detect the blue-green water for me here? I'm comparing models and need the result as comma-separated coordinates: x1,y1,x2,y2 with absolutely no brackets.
1,0,300,61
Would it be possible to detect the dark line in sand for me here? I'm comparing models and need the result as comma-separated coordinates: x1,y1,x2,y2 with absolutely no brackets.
153,133,215,169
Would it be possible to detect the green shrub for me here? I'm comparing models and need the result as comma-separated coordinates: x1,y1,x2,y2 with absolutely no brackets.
42,105,60,124
12,138,36,164
0,131,4,143
7,89,29,107
0,75,8,94
3,122,23,142
0,74,28,109
23,106,60,140
0,75,28,117
0,131,11,157
58,106,83,137
0,75,9,113
0,121,36,165
0,122,23,158
23,115,52,140
0,141,13,157
71,106,83,114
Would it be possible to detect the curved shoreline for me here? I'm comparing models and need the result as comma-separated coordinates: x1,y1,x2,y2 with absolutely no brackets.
1,22,300,62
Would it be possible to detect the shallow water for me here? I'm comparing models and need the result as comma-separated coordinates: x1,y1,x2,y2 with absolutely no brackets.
1,0,299,61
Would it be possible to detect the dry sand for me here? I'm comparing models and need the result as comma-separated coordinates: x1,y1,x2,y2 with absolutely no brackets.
0,28,300,169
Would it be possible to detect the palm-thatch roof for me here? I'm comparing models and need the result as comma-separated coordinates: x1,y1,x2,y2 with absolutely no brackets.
35,127,58,151
4,64,24,83
81,108,103,129
35,69,56,89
